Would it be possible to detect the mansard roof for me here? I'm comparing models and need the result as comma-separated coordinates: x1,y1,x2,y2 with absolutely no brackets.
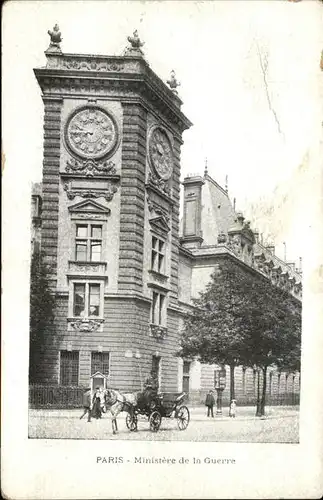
199,174,237,246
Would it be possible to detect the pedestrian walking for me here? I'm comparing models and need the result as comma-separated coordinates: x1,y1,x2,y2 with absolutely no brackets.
99,387,106,413
205,390,215,417
80,387,92,422
92,386,102,419
229,399,237,418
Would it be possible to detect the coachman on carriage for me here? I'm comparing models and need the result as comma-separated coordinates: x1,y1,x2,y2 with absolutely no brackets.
103,372,190,434
83,370,190,434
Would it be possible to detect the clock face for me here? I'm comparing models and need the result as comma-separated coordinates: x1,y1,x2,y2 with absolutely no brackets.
65,107,118,159
149,127,173,180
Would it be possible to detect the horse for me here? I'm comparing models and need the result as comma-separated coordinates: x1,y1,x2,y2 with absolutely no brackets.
104,389,139,434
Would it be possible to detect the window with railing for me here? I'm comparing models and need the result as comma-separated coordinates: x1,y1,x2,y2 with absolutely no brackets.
91,351,110,376
75,224,102,262
60,350,79,386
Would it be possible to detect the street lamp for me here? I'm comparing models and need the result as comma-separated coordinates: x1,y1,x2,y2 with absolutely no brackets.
125,349,143,391
214,367,227,415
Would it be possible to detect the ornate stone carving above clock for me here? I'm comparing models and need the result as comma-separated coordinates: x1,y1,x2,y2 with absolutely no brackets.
64,106,119,160
66,157,116,177
148,126,173,181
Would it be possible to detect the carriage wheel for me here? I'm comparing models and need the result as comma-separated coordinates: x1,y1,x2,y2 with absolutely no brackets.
176,406,190,431
126,413,138,432
149,411,162,432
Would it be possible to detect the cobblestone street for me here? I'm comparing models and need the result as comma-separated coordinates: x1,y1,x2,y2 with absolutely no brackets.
29,405,299,443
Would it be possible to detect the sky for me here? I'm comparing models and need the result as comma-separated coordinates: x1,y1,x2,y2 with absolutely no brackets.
3,0,323,265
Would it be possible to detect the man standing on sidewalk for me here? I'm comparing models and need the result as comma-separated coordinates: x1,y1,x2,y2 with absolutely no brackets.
80,388,92,422
205,390,215,417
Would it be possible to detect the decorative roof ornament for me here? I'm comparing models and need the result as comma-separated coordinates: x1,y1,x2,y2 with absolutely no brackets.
167,70,181,95
47,24,62,52
125,30,144,56
204,158,208,177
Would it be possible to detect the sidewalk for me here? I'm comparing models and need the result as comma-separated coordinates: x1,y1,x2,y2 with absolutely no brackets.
29,405,299,421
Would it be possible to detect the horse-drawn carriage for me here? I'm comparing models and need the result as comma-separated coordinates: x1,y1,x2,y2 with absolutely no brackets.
125,392,190,433
104,388,190,434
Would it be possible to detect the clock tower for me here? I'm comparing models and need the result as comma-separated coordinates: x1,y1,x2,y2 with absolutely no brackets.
33,27,192,391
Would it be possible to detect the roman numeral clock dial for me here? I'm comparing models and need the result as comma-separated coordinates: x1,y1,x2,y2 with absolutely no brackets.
65,107,118,159
148,127,173,180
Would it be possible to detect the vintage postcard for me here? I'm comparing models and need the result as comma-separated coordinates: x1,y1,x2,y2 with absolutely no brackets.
2,0,323,498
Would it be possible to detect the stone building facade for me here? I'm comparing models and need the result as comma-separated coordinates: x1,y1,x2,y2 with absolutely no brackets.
177,172,302,404
31,30,301,405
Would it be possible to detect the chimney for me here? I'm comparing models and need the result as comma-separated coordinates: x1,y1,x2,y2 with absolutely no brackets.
299,257,302,272
236,212,245,228
266,245,275,255
287,262,296,272
181,173,205,249
254,228,260,243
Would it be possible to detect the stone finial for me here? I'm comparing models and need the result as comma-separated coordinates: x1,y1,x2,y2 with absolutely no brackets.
47,24,62,52
236,212,245,227
167,70,181,94
204,158,208,177
125,30,144,55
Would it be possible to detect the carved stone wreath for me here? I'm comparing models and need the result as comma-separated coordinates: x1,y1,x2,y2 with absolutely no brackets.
147,172,171,196
68,318,104,332
66,157,116,177
150,324,167,340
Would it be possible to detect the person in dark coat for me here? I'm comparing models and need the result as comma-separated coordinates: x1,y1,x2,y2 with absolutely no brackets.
80,388,92,422
205,390,215,417
92,387,102,419
142,371,159,409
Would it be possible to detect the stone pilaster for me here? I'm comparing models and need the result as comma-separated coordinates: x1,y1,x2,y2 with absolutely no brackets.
40,96,63,289
118,103,147,293
169,137,182,303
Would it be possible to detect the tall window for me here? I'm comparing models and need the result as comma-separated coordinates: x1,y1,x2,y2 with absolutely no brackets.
183,361,190,393
242,367,246,395
91,352,110,376
60,351,79,385
152,355,161,379
253,369,257,395
269,372,273,396
151,291,165,325
31,195,42,219
73,283,101,317
277,372,281,395
75,224,102,262
151,236,165,273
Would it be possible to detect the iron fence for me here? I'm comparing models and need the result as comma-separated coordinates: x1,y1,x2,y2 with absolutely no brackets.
189,390,300,407
29,384,86,408
29,385,300,409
